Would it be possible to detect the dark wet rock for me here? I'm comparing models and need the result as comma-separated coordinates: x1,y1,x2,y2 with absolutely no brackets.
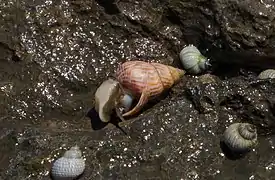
220,78,275,135
212,0,275,52
185,74,221,114
186,74,275,134
1,0,275,179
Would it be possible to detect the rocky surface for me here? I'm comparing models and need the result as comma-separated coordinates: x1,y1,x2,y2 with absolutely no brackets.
1,0,275,179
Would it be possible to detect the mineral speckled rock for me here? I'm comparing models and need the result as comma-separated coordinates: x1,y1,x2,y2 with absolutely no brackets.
1,0,275,180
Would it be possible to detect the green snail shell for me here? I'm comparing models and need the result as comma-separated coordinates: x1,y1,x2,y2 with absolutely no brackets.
179,45,210,74
258,69,275,79
222,123,258,152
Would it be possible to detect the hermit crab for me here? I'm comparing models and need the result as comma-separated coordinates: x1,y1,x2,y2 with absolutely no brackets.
94,60,185,122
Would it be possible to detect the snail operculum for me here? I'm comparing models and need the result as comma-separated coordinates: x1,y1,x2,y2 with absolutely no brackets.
222,123,258,153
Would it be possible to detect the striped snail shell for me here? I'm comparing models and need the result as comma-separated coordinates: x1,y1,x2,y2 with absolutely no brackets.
179,45,210,74
258,69,275,79
116,60,185,117
222,123,258,153
51,145,85,180
94,78,122,123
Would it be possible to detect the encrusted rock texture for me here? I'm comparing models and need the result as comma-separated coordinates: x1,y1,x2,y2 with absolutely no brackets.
0,0,275,179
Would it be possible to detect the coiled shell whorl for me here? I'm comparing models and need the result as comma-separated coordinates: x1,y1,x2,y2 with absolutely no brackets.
179,45,210,74
258,69,275,79
51,145,85,180
222,123,258,153
115,60,185,117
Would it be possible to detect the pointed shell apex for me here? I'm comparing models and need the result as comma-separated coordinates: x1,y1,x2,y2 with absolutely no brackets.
168,66,185,82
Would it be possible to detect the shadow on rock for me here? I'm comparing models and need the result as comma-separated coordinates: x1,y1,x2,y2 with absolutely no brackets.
86,108,128,135
49,170,84,180
86,108,108,130
219,141,247,160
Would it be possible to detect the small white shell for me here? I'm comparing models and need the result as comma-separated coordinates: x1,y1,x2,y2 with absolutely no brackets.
222,123,258,153
95,78,121,122
51,146,85,180
258,69,275,79
179,45,210,74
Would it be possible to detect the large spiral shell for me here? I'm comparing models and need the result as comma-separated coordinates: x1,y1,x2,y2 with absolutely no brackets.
115,60,185,117
179,45,209,74
222,123,258,153
51,145,85,180
258,69,275,79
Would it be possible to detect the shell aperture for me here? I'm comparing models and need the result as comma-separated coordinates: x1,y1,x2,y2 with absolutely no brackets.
94,78,122,123
179,45,210,74
51,145,85,180
222,123,258,153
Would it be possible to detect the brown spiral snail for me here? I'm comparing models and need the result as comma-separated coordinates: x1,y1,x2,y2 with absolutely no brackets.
222,123,258,153
94,60,185,122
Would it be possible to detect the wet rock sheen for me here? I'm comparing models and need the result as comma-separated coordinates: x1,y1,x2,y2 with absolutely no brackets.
1,0,275,179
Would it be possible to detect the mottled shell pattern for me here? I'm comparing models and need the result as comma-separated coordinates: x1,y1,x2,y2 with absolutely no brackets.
222,123,258,153
94,78,122,123
179,45,210,74
258,69,275,79
116,61,185,117
51,145,85,180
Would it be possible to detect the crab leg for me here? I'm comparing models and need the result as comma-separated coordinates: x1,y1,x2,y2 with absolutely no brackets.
122,91,149,117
